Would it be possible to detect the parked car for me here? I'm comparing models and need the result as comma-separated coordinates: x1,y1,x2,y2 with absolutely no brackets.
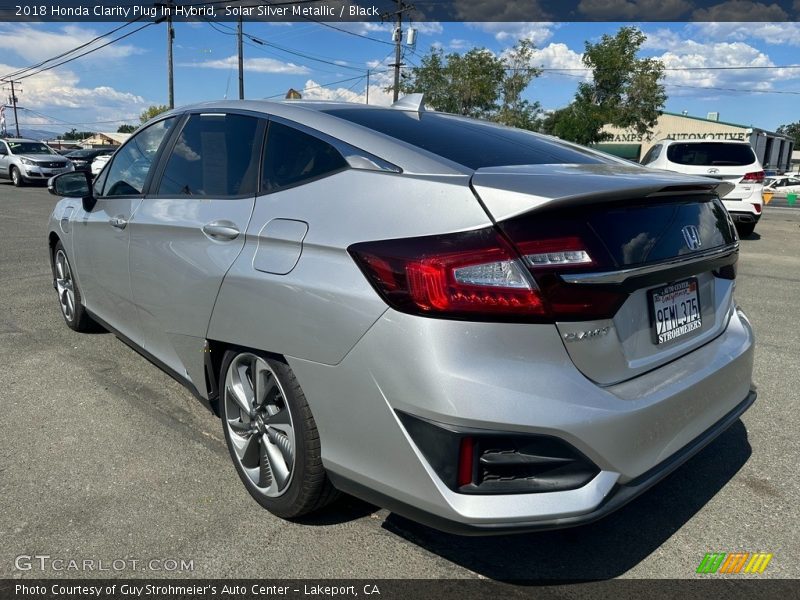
65,147,115,173
641,139,764,237
764,175,800,196
46,100,755,534
90,153,112,177
0,138,74,186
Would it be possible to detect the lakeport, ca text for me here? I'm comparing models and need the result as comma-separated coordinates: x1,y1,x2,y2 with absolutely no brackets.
15,584,380,597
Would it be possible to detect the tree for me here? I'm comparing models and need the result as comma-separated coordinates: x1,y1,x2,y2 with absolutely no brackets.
776,122,800,145
544,27,666,145
62,128,96,141
139,104,170,124
117,124,136,133
399,40,542,128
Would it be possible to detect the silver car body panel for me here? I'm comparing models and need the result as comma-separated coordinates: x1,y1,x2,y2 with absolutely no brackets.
471,163,736,222
287,305,753,526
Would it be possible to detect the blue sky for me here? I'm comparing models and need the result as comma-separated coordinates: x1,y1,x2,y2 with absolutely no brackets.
1,20,800,135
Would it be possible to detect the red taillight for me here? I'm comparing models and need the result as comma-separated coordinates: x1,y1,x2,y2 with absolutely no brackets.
743,171,765,183
351,228,546,321
752,203,762,214
350,226,628,322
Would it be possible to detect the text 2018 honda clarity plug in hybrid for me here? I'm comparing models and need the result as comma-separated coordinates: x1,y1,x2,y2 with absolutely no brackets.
47,97,755,534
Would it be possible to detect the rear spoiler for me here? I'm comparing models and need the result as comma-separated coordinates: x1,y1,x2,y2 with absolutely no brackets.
470,163,736,222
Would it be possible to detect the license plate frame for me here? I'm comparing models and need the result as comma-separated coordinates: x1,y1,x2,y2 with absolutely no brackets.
648,277,702,345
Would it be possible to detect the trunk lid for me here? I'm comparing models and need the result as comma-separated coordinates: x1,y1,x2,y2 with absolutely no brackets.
471,164,739,386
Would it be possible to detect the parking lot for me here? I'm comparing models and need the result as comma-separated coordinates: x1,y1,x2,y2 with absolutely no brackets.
1,182,798,581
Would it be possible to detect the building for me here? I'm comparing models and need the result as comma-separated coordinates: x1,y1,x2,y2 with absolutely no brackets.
79,132,131,148
598,111,795,174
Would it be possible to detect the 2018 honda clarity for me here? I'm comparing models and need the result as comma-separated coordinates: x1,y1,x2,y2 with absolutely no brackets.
47,97,755,534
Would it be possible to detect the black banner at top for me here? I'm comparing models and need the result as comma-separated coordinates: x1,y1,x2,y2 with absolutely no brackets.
1,0,800,22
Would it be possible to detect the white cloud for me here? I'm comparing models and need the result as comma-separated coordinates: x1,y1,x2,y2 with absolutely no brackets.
654,40,800,96
692,1,788,21
468,22,555,45
0,63,146,126
179,56,310,75
578,0,692,19
688,22,800,46
0,24,141,65
300,70,394,106
530,43,584,71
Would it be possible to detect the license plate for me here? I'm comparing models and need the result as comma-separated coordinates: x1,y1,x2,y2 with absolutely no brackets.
649,278,702,345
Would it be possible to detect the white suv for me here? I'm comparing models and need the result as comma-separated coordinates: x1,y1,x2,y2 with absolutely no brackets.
642,139,764,236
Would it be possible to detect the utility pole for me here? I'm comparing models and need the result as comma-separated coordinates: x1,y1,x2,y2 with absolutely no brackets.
9,80,20,137
164,1,175,109
384,0,414,102
237,14,244,99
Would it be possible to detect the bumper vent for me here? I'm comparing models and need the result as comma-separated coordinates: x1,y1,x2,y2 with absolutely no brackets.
397,411,599,495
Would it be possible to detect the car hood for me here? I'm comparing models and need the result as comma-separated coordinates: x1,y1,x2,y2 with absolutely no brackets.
470,163,737,221
14,153,65,162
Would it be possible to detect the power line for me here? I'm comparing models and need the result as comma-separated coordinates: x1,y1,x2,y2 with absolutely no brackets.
0,20,140,82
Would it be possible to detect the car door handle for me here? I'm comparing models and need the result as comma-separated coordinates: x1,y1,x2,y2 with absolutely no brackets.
202,220,240,241
109,216,128,230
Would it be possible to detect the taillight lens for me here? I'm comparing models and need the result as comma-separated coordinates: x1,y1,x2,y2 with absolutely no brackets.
349,226,628,322
349,227,546,321
743,171,765,183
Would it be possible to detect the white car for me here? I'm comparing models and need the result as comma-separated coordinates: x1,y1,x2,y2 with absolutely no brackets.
90,153,111,177
642,139,764,236
764,175,800,196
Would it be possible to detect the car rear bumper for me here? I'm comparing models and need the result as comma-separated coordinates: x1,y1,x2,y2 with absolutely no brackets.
329,388,756,535
287,305,755,533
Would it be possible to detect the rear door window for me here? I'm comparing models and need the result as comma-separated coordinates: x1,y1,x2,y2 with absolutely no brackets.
156,113,263,197
666,142,756,167
261,121,348,192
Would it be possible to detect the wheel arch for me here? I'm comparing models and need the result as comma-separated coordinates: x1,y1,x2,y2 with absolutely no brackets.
203,339,288,417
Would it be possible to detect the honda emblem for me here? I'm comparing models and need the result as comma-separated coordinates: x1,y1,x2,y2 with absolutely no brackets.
682,225,702,251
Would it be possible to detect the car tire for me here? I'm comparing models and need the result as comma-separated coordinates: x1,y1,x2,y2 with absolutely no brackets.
11,166,24,187
736,222,756,238
53,241,98,332
220,350,338,519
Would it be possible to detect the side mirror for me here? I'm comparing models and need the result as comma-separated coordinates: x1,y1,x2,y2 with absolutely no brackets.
48,171,96,211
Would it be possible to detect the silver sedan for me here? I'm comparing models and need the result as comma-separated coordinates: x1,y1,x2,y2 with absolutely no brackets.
47,98,755,534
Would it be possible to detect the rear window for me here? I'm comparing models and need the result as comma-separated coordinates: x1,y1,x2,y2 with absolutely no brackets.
666,142,756,167
322,108,606,170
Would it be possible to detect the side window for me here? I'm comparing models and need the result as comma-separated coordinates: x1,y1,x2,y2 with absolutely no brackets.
0,141,7,154
156,113,263,197
262,121,348,193
642,144,662,165
101,117,176,197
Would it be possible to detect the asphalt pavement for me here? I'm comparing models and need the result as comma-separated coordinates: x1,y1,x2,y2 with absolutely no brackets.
1,183,798,581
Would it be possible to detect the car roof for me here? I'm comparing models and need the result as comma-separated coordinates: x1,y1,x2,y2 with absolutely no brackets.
3,138,43,143
154,99,473,175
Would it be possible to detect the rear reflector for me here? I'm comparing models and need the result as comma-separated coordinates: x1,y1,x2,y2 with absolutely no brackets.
753,203,762,214
457,437,475,487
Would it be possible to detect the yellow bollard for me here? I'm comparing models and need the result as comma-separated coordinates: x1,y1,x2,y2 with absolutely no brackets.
763,190,773,204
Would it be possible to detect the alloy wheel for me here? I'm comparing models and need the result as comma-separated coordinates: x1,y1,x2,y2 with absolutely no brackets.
224,353,296,498
55,249,76,322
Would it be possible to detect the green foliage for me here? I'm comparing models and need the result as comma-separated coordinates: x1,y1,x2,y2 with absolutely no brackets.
61,128,96,141
544,27,666,145
117,124,136,133
400,39,542,129
139,104,170,124
776,122,800,145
